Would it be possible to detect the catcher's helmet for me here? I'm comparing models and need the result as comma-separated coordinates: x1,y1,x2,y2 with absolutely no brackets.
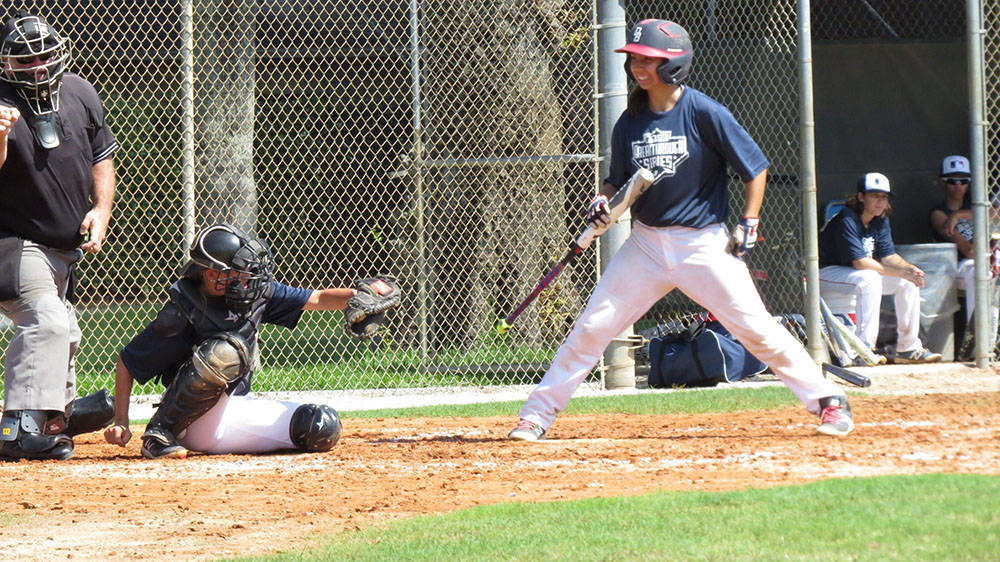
616,20,693,85
0,11,71,115
182,224,273,311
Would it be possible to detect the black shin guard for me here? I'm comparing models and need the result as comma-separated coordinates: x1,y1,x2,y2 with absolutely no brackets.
142,360,227,449
57,390,115,437
0,410,74,461
142,332,251,455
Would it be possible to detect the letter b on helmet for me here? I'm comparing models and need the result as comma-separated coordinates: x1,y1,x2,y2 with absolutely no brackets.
616,19,693,85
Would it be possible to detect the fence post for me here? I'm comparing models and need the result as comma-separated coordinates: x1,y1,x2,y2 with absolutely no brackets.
968,0,991,367
595,1,633,389
409,0,430,366
797,0,823,361
181,0,195,253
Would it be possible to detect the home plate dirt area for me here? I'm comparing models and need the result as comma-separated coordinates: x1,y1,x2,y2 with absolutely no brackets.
1,387,998,560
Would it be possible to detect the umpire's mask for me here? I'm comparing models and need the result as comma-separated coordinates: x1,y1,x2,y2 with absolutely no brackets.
0,11,71,116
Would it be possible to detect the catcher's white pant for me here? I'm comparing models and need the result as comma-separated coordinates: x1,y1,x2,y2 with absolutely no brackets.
179,393,298,454
818,266,922,352
519,222,843,430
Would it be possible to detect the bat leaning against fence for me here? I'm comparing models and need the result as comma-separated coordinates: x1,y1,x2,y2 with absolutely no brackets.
819,296,886,366
818,307,854,368
496,168,655,334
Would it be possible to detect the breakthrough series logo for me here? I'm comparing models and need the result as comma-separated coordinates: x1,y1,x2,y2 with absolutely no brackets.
631,128,689,180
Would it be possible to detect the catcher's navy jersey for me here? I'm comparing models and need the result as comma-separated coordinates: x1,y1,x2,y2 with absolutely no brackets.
605,87,768,229
121,281,311,390
819,207,895,267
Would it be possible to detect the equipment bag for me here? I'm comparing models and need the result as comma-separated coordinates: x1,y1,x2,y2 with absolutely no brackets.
647,320,767,388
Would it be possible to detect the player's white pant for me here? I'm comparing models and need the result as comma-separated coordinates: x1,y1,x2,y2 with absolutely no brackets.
518,222,843,430
179,393,298,454
956,258,975,320
818,266,922,352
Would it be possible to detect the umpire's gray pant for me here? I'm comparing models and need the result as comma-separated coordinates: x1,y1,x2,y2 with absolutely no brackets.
0,241,82,412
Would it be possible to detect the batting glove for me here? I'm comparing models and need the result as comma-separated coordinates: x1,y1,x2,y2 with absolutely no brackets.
727,216,759,258
585,194,611,232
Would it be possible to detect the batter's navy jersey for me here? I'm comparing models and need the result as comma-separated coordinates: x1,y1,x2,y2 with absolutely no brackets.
819,207,895,267
121,281,312,390
605,87,769,229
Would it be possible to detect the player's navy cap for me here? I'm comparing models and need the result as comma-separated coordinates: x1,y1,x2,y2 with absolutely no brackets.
856,172,891,195
941,155,970,177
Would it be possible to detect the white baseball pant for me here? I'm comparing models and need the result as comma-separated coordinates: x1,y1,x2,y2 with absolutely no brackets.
179,392,299,454
519,222,843,430
818,265,922,352
956,258,974,320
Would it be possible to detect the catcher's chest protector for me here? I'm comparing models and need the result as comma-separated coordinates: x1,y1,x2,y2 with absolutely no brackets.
169,278,268,370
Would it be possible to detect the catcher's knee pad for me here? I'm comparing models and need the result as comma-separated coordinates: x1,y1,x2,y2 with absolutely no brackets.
145,332,252,440
289,404,342,452
192,331,252,388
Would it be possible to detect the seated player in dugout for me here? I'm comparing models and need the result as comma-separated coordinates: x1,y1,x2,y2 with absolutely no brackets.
928,155,1000,321
818,173,942,364
103,223,401,459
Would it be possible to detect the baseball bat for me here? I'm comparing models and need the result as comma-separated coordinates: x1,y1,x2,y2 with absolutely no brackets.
496,168,655,334
819,304,854,367
822,362,872,388
817,311,849,367
819,297,884,366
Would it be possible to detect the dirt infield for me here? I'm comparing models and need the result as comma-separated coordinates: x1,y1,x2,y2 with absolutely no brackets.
2,386,999,560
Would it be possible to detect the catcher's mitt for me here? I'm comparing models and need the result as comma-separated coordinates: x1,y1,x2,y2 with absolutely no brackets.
344,276,401,338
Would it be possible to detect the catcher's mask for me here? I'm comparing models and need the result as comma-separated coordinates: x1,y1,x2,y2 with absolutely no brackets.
0,11,71,115
182,223,273,312
616,19,693,86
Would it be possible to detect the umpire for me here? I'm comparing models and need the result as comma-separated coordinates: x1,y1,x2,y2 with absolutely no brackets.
0,11,118,460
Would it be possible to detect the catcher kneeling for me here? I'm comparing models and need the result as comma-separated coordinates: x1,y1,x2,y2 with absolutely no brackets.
104,223,400,459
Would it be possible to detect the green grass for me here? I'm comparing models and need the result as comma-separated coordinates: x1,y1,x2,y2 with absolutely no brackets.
229,473,1000,561
0,302,560,395
342,385,799,419
121,385,798,427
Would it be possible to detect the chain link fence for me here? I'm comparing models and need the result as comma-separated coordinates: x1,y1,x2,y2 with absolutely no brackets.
630,1,805,334
983,0,1000,360
2,1,990,399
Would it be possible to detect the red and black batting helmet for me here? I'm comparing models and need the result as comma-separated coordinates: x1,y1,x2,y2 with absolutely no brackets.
616,19,693,85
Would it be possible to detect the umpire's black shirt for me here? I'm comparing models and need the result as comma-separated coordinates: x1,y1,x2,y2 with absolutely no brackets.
0,74,118,250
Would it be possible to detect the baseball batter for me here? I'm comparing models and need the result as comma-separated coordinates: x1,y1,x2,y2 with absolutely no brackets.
104,223,401,458
508,20,853,441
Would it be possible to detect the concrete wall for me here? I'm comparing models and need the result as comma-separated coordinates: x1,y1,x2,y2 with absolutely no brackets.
813,40,968,244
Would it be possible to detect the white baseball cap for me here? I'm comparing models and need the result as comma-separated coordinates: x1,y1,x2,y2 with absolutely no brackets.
857,172,891,194
941,155,971,176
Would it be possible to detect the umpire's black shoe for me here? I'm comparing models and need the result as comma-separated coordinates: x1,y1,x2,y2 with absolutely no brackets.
0,432,74,461
141,427,188,459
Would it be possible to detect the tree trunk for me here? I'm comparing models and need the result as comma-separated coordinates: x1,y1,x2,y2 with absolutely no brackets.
194,0,257,233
